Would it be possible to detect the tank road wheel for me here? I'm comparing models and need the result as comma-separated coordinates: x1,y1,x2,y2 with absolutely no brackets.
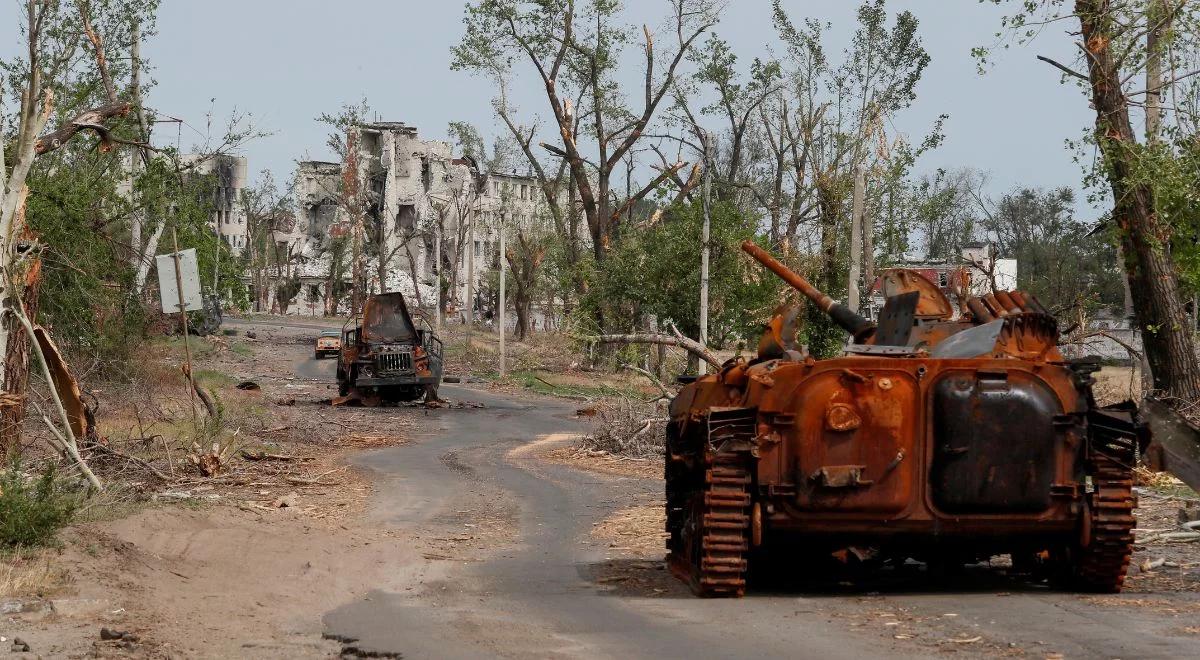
670,454,752,597
1073,456,1136,592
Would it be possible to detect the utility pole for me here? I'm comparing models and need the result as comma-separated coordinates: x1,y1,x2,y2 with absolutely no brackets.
698,130,713,376
862,173,875,297
465,206,475,359
1146,0,1169,144
433,219,443,333
499,218,506,378
848,166,865,313
212,228,221,294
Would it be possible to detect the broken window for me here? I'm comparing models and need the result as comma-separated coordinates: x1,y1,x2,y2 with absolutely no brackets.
361,131,380,156
396,204,417,231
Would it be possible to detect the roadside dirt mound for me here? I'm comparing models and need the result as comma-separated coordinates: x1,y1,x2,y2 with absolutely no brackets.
15,504,421,658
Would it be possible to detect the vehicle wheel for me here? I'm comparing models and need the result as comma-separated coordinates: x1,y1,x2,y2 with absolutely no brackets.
314,351,322,360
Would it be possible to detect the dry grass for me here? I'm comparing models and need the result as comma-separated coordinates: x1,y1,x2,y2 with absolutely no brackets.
1092,365,1144,406
591,503,666,557
339,433,412,448
1136,465,1185,489
0,549,69,599
543,446,663,479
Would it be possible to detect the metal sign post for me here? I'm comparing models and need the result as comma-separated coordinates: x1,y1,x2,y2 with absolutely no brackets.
159,229,201,429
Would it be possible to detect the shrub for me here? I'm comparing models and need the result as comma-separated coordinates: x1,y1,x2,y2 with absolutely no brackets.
0,463,79,548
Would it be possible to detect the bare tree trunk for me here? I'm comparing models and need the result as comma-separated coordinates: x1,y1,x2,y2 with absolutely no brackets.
816,174,841,293
403,239,425,310
849,167,864,312
1077,0,1200,400
0,206,40,457
594,331,719,368
128,19,150,270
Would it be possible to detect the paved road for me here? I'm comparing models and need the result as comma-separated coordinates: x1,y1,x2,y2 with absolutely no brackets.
267,319,1199,659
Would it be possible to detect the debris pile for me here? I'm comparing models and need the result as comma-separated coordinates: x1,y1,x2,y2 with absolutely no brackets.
577,401,666,460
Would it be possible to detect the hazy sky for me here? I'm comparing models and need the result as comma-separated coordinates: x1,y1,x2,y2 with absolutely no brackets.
4,1,1098,213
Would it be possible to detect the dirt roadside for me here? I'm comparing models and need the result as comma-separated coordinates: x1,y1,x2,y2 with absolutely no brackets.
0,318,457,658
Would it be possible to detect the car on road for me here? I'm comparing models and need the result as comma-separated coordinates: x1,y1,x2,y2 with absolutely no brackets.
314,329,341,359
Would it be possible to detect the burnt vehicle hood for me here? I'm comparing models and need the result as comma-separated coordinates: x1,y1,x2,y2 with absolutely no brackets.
362,292,417,344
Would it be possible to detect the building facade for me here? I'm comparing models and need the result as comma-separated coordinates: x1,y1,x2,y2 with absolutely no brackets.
182,154,250,253
267,122,547,316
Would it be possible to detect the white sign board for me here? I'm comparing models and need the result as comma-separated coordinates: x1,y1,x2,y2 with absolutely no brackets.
156,248,203,313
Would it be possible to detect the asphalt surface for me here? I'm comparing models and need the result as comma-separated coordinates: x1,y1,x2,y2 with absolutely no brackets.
265,317,1200,659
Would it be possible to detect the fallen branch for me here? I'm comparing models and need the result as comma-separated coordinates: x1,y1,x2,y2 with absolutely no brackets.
182,364,218,418
34,102,133,155
90,443,170,481
10,305,102,492
592,331,719,367
621,364,674,400
285,466,346,486
239,450,296,462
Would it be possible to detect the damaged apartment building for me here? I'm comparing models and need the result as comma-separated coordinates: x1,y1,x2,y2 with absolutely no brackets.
278,121,544,316
181,154,250,253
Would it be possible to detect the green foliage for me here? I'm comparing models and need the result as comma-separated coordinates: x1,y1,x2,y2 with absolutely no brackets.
24,152,146,372
25,148,247,374
0,463,79,549
982,187,1125,313
581,199,777,348
1100,138,1200,300
316,98,371,160
802,306,848,359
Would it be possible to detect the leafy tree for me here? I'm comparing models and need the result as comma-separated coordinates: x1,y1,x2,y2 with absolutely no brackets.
979,187,1125,314
583,199,776,349
981,0,1200,399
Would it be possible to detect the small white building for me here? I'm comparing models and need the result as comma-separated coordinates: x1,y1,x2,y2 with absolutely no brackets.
867,243,1019,319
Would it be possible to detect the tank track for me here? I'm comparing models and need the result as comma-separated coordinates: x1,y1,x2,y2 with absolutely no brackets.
1075,454,1136,592
668,453,752,597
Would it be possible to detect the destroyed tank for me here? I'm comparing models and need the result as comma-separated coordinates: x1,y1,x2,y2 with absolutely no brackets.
665,241,1146,597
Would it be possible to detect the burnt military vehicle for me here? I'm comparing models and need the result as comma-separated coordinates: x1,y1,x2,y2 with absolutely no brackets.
336,292,443,404
666,241,1145,597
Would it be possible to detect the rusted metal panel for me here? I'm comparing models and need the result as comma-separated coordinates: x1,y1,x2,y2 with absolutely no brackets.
664,241,1143,598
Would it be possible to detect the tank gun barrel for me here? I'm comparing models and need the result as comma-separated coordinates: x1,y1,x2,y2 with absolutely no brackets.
741,241,875,339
